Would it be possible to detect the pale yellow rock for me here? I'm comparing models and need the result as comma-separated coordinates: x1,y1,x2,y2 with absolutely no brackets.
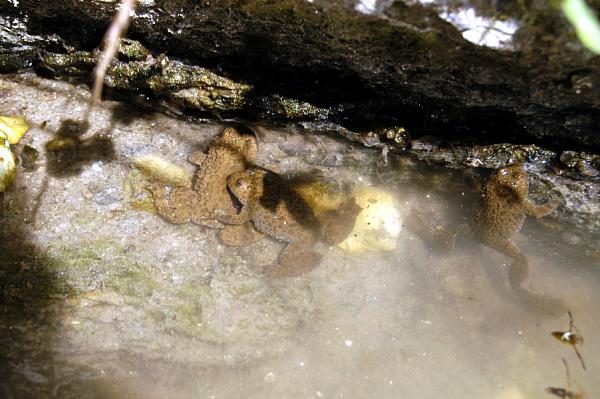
0,142,16,192
0,116,29,145
133,155,193,188
338,187,402,252
0,115,29,192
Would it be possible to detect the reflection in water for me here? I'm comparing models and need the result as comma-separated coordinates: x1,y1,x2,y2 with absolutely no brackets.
552,311,586,371
546,358,586,399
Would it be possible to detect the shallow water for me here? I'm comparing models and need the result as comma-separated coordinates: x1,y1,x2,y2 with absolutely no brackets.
0,76,598,399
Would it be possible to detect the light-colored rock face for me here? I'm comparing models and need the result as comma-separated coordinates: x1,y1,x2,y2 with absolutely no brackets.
0,75,599,399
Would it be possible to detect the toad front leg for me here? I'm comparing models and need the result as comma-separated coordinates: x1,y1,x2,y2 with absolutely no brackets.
523,196,560,218
319,198,362,245
187,150,206,166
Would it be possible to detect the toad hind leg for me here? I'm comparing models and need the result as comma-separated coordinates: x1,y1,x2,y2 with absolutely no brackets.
218,222,265,246
485,237,529,289
265,242,322,278
148,182,203,225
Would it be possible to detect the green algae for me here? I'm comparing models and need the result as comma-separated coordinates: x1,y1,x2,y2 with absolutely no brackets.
166,282,227,341
112,263,159,299
39,39,253,114
44,239,158,301
117,38,151,61
41,51,95,76
259,95,331,121
41,237,240,342
148,54,252,112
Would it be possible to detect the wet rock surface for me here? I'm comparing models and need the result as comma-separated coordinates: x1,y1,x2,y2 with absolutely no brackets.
0,0,599,151
0,76,599,397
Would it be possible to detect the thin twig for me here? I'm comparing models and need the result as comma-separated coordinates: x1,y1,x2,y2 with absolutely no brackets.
568,310,574,332
91,0,137,105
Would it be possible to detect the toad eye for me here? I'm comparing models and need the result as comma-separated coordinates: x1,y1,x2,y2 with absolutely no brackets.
247,168,255,176
236,179,244,188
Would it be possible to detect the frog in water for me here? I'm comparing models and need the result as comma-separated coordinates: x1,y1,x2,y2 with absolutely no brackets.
218,166,361,278
407,163,560,291
148,127,261,236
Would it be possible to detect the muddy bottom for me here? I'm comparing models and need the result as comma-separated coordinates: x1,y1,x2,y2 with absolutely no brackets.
0,75,598,399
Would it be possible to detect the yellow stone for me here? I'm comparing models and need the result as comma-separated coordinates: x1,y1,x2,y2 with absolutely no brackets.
133,155,193,188
0,142,16,192
0,116,29,145
338,187,402,253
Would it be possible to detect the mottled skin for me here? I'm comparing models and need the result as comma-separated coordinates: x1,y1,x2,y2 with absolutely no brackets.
148,127,260,233
467,163,559,288
219,167,361,278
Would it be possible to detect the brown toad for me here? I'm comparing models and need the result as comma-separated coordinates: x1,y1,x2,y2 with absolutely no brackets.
148,127,260,232
468,163,559,288
407,163,559,290
218,166,361,278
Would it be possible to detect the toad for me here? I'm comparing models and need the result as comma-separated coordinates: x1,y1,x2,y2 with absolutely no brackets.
148,127,261,234
467,163,559,289
407,163,560,291
218,166,361,278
